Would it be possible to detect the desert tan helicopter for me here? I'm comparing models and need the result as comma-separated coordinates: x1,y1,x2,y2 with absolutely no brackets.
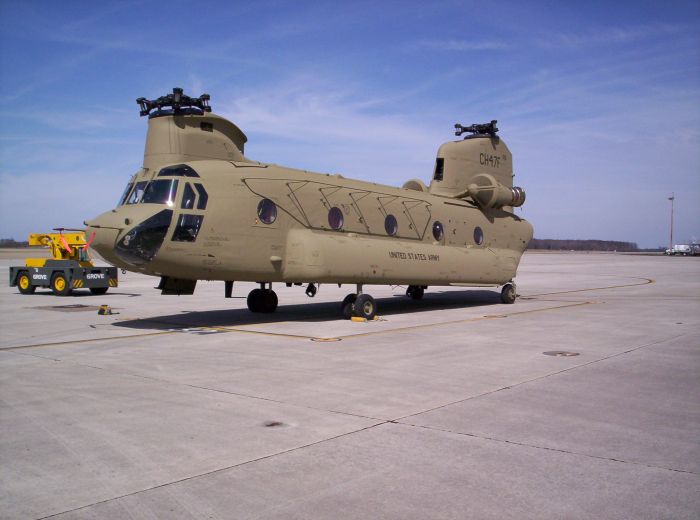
85,88,533,319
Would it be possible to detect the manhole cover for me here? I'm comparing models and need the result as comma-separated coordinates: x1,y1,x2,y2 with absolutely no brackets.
310,337,342,342
543,351,580,357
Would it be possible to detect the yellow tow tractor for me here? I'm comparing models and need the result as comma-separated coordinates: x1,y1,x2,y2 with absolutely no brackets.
9,229,118,296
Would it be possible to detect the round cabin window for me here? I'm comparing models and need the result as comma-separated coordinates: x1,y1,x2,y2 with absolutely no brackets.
257,198,277,225
432,221,444,241
474,226,484,245
328,207,344,230
385,214,398,236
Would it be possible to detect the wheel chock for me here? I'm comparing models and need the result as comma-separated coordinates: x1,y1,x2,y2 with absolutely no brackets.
98,305,113,315
350,316,381,323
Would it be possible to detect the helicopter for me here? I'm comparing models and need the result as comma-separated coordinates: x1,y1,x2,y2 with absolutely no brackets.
85,88,533,319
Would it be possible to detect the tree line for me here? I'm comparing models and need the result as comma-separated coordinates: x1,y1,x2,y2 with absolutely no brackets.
528,238,640,252
0,238,29,248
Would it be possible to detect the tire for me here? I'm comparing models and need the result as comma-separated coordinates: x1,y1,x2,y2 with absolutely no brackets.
500,283,516,304
353,294,377,320
247,288,263,312
90,287,109,295
17,271,36,295
261,290,278,313
51,272,72,296
341,294,357,320
407,285,424,300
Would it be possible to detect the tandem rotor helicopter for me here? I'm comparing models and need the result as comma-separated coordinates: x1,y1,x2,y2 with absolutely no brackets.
85,88,533,319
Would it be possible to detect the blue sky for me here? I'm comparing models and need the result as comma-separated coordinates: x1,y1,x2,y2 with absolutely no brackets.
1,0,698,248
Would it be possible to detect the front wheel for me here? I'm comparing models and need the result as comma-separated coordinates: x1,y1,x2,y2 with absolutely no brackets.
51,273,72,296
17,271,36,295
247,288,263,312
261,290,278,313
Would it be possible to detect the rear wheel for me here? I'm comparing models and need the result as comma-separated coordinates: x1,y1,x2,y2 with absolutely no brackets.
353,294,377,320
500,283,516,304
51,273,72,296
341,294,357,320
90,287,109,295
17,271,35,295
406,285,424,300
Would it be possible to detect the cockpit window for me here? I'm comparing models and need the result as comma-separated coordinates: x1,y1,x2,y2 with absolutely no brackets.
126,181,148,204
181,183,195,209
172,214,204,242
194,183,208,210
158,164,200,177
118,182,134,206
142,179,179,206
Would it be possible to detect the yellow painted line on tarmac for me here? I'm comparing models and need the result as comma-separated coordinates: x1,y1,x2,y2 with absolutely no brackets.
4,275,645,350
526,277,654,298
203,325,317,340
3,300,604,350
2,330,181,351
331,300,601,341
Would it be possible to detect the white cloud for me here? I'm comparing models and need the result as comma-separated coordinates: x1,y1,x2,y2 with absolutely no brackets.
536,23,683,49
412,39,510,51
219,76,444,182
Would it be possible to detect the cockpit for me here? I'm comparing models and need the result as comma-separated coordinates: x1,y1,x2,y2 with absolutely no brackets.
117,164,208,209
111,163,209,266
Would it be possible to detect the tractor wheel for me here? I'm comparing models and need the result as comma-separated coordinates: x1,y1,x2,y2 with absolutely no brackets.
17,271,36,295
51,273,72,296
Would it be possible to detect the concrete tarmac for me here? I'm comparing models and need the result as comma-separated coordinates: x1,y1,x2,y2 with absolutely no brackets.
1,251,698,519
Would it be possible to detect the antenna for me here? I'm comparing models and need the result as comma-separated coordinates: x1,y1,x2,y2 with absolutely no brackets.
136,88,212,117
454,120,498,137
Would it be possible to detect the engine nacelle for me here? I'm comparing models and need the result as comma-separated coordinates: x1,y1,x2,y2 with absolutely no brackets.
464,173,526,209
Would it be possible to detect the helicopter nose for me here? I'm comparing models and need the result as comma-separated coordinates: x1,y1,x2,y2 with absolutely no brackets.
112,209,174,266
85,208,174,267
84,211,125,265
84,210,125,231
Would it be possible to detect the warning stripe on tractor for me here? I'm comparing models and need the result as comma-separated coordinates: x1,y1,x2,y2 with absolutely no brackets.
72,280,84,288
109,279,118,287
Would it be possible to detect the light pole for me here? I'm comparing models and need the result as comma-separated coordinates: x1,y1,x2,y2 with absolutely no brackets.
668,193,675,253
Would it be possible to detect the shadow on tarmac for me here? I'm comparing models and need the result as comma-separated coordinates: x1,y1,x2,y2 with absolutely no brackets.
18,289,142,298
112,289,503,330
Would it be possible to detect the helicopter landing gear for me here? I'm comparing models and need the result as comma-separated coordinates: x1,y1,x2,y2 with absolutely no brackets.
341,284,377,320
341,293,356,320
500,282,516,304
354,294,377,320
406,285,426,300
247,283,278,313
